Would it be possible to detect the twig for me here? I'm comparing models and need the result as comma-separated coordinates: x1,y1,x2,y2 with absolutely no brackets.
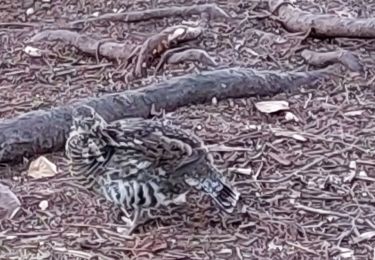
285,241,319,256
52,247,100,259
255,156,325,184
294,203,349,218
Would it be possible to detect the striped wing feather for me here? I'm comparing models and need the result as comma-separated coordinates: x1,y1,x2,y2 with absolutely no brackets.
103,119,209,174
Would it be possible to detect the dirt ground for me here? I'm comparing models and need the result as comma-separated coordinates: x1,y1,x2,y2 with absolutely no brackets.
2,0,375,259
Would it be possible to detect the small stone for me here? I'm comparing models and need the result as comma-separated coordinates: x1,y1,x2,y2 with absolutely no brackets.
39,200,49,210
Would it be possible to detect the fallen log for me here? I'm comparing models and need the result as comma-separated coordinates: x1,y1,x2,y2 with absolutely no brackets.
0,67,334,164
269,0,375,38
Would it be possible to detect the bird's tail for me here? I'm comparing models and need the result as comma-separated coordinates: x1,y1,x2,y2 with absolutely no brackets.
202,176,240,214
178,156,240,213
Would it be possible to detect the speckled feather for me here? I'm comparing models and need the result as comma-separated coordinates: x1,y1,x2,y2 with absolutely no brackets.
65,105,240,214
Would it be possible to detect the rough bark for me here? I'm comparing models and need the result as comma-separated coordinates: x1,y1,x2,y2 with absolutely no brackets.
0,67,334,164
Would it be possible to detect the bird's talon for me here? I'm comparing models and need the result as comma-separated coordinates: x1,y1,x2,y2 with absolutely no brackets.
121,216,133,226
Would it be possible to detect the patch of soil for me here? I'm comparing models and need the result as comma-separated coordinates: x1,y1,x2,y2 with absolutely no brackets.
1,0,375,259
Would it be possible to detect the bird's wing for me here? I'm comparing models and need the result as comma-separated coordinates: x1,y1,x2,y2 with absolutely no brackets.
102,118,206,172
66,131,109,163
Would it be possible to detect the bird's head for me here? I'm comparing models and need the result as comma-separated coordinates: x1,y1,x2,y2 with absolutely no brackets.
71,105,107,135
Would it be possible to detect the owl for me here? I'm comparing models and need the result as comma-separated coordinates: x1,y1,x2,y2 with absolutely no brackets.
65,105,240,233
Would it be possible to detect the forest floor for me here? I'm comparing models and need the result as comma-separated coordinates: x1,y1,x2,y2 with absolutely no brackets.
1,0,375,259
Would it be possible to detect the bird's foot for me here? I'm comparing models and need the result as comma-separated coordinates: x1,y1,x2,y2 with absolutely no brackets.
120,216,137,235
119,208,141,236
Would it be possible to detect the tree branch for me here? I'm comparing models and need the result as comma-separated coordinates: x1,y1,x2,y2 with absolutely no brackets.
0,66,334,164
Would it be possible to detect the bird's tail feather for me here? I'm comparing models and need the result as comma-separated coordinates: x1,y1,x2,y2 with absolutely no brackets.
178,157,240,213
209,179,240,214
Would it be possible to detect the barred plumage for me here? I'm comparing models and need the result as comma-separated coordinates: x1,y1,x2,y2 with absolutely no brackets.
65,105,240,233
98,168,186,210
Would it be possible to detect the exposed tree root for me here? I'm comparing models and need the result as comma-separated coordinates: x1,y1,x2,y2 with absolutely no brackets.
29,24,203,72
29,29,135,61
269,0,375,38
128,24,203,77
0,66,335,164
69,4,229,25
155,48,218,75
301,49,363,72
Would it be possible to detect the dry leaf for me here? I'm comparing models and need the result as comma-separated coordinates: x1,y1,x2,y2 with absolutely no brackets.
255,100,289,114
24,46,42,57
285,111,300,122
168,28,186,41
0,183,21,220
359,170,368,177
39,200,49,210
28,156,57,179
211,96,218,105
268,239,283,251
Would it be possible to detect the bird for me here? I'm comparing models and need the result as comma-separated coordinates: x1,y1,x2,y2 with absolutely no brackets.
65,105,240,233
